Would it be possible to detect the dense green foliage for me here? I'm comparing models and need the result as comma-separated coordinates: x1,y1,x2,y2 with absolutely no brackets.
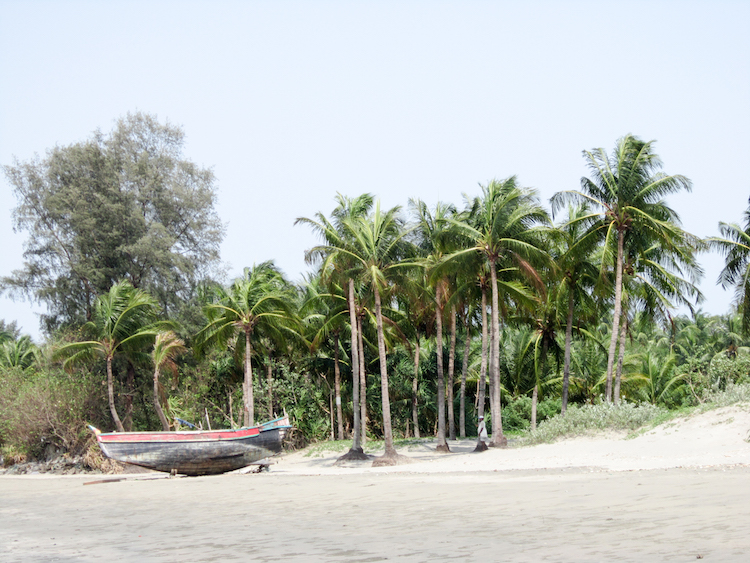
3,124,750,463
2,112,223,333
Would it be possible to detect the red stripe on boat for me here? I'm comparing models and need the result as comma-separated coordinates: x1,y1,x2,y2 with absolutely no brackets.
98,427,261,443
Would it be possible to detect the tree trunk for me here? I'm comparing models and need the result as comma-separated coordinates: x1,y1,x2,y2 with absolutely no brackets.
153,366,170,431
373,287,396,459
460,315,470,438
328,385,334,440
338,278,364,460
533,338,548,432
334,332,344,440
489,257,506,447
447,304,457,441
107,356,125,432
358,314,367,446
244,330,254,427
412,336,421,439
124,361,135,431
478,287,488,418
435,292,449,452
614,315,627,405
562,286,574,415
606,229,625,402
267,358,273,421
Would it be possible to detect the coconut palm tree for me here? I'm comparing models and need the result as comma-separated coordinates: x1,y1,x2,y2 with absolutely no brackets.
552,134,694,402
195,261,298,427
549,204,601,414
339,201,413,465
55,280,162,432
0,335,38,370
395,267,435,439
410,199,459,452
296,193,374,460
447,177,550,446
151,330,187,431
300,272,351,440
709,200,750,333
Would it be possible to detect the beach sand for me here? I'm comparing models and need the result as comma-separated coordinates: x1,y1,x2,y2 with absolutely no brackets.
2,405,750,562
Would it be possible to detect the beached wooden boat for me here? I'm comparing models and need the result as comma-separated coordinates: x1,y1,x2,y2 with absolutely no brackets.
89,416,291,476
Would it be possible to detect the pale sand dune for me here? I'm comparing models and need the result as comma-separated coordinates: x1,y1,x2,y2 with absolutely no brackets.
2,406,750,562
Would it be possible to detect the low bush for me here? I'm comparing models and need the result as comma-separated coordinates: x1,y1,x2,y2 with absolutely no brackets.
521,401,667,445
0,367,106,461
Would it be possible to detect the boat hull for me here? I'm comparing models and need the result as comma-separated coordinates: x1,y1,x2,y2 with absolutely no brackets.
93,417,290,476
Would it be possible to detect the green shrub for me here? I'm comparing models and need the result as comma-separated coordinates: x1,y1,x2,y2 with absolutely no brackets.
501,396,562,433
0,367,106,460
521,401,667,445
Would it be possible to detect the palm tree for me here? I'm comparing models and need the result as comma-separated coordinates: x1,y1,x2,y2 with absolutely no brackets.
152,331,187,431
55,280,162,432
709,200,750,333
410,199,459,452
195,261,298,427
340,201,412,465
447,177,550,446
549,204,601,414
296,193,374,460
0,335,38,370
395,267,434,439
301,272,350,440
552,134,694,402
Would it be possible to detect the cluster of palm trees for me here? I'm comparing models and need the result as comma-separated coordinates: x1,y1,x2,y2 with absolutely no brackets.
38,134,750,457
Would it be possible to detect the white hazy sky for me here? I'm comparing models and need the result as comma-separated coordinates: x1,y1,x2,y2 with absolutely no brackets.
1,0,749,341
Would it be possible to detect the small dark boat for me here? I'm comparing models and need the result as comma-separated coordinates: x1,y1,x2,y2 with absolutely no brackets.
89,416,291,476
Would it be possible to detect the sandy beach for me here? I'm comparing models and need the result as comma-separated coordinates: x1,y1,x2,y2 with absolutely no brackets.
2,405,750,562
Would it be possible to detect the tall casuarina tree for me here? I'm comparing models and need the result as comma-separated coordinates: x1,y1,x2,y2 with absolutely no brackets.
552,135,693,402
195,261,298,427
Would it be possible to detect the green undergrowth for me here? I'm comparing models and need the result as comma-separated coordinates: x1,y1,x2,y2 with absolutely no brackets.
519,402,667,446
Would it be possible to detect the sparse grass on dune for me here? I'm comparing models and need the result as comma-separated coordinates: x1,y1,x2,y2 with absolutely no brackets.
518,384,750,446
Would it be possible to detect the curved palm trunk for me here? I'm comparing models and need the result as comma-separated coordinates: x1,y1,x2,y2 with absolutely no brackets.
489,257,506,447
614,316,627,405
373,287,396,458
606,230,625,402
447,304,457,441
333,332,344,440
562,288,574,415
244,330,254,427
412,336,421,439
153,366,170,431
107,356,125,432
460,316,470,438
435,294,449,452
340,278,363,458
478,287,488,418
358,314,367,445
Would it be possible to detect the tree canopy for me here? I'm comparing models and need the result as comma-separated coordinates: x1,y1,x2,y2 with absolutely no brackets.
2,112,224,332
